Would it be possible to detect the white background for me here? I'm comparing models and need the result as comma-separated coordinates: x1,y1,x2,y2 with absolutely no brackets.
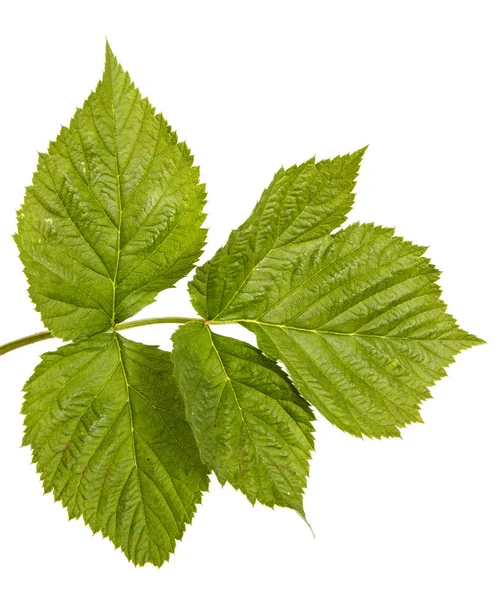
0,1,498,598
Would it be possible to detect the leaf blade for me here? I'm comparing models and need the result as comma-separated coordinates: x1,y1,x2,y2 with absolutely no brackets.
237,223,483,437
16,43,206,340
172,322,314,514
189,148,366,320
22,333,209,566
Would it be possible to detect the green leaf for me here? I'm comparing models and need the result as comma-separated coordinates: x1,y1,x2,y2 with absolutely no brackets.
16,43,206,341
11,37,484,564
190,157,483,437
189,148,365,319
243,223,483,437
22,334,209,566
172,322,314,515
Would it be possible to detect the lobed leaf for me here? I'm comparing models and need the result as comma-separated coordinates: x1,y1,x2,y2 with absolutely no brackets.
22,334,209,566
172,322,314,515
16,43,206,341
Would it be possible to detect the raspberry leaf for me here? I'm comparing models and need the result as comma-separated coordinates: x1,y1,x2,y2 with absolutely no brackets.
189,149,365,319
190,167,483,438
22,334,209,566
8,43,483,568
172,322,314,515
15,43,206,341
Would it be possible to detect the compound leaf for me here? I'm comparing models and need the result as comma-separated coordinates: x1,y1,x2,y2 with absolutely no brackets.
12,37,484,564
172,322,314,515
22,334,209,566
16,43,206,341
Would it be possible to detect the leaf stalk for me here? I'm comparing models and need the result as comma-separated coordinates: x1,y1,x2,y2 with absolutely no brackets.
0,316,205,357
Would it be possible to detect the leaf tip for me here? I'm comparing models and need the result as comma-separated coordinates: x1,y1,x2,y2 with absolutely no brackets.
466,333,487,347
296,509,315,538
350,144,369,168
104,39,119,72
105,38,113,58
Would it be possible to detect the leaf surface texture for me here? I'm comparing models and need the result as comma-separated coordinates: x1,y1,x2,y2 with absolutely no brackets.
23,334,209,566
172,322,314,514
14,43,484,567
16,43,206,340
190,150,365,319
190,156,483,438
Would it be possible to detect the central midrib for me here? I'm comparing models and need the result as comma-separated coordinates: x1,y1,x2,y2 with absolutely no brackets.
228,318,460,343
110,75,123,328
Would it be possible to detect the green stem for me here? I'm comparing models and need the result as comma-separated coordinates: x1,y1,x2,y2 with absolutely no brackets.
0,316,205,357
115,316,204,331
0,330,54,356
